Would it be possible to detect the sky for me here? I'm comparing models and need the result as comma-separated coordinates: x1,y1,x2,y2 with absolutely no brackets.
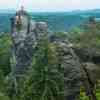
0,0,100,12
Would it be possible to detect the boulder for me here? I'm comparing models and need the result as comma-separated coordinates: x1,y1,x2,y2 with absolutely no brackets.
84,63,100,81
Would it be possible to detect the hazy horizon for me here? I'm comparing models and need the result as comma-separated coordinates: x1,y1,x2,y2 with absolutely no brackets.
0,0,100,12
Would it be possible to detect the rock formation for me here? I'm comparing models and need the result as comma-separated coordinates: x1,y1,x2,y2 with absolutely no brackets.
10,8,48,77
10,9,82,100
50,35,82,100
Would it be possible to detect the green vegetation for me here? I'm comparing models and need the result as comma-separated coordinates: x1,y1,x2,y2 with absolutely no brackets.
69,17,100,50
0,33,12,76
68,17,100,100
80,84,100,100
0,17,100,100
0,33,11,100
18,36,64,100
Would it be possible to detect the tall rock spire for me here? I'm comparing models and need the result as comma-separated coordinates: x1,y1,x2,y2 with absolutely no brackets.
10,9,48,77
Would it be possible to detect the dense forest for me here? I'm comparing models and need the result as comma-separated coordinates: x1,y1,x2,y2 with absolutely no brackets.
0,13,100,100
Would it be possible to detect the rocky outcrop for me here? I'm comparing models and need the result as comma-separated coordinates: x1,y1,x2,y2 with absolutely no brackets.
10,9,82,100
73,46,100,91
73,47,100,64
50,35,82,100
10,9,48,76
84,63,100,81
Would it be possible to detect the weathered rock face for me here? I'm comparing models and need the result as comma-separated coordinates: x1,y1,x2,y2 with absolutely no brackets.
11,10,48,76
84,63,100,82
51,36,82,100
73,47,100,81
73,47,100,64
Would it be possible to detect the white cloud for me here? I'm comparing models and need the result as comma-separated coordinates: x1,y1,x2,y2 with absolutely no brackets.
0,0,100,11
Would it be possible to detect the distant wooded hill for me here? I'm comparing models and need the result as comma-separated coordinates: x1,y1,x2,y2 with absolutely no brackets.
0,9,100,32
